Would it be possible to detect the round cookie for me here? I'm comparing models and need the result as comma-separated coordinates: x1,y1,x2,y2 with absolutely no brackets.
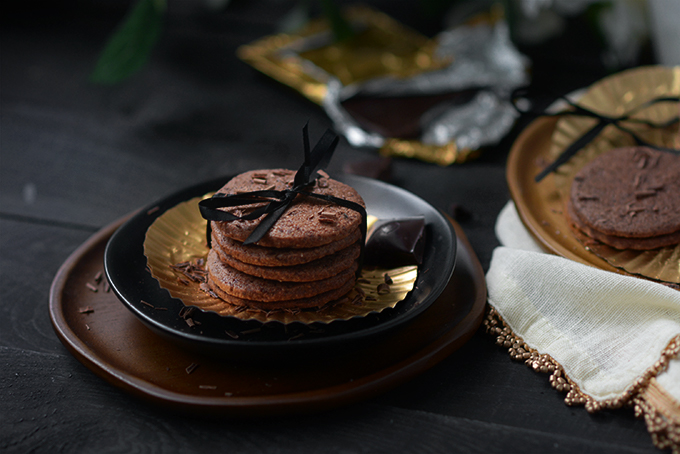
206,249,357,302
212,240,361,282
211,224,362,266
211,169,365,248
567,201,680,250
569,147,680,243
207,278,356,311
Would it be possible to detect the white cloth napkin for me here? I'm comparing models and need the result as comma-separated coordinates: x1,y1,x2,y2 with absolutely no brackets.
486,201,680,405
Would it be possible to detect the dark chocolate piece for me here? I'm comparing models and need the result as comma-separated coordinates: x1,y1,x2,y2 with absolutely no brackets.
364,217,426,267
341,90,479,139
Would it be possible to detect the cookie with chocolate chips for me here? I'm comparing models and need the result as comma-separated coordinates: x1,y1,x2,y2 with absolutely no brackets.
211,223,362,267
204,168,365,312
212,238,361,282
568,146,680,250
206,249,358,303
211,169,365,248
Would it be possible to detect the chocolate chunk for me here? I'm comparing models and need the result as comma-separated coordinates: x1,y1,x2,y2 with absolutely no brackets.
364,217,426,267
341,90,479,139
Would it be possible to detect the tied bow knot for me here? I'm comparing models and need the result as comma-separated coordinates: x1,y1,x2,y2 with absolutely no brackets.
511,88,680,182
199,125,367,249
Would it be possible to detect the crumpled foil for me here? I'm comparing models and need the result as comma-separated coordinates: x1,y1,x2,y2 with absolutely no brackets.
325,15,529,163
238,5,530,165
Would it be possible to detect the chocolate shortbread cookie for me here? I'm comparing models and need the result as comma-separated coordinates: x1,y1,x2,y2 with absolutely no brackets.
212,240,361,282
568,146,680,250
207,277,356,311
211,169,365,248
211,223,362,266
207,249,358,302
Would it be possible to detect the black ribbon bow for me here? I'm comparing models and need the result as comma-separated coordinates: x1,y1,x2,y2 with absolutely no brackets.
511,88,680,182
199,124,367,254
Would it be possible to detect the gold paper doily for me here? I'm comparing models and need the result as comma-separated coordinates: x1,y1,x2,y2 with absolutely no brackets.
549,65,680,284
144,195,418,324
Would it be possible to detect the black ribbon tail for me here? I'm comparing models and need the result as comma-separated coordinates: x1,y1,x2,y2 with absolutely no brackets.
294,127,339,188
512,87,680,182
199,125,361,250
534,119,610,182
242,196,293,246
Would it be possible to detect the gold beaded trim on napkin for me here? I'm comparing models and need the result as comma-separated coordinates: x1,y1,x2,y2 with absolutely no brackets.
484,305,680,453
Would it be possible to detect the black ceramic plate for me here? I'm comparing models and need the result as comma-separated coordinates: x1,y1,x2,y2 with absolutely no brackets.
104,174,456,360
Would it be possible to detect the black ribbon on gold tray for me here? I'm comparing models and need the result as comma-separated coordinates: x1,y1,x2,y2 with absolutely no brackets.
511,88,680,182
198,125,367,258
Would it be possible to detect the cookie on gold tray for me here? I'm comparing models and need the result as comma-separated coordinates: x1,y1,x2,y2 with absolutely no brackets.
212,237,361,282
204,168,366,312
211,169,365,248
207,269,357,312
568,146,680,250
211,221,362,267
206,249,358,301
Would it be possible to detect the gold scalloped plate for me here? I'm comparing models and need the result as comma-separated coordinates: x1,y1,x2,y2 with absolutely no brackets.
548,66,680,284
144,196,418,325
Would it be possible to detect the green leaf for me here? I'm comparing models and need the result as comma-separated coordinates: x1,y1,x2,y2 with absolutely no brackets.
90,0,166,85
318,0,354,42
278,0,312,34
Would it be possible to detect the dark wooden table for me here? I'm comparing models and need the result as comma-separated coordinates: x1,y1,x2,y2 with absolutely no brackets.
0,1,662,452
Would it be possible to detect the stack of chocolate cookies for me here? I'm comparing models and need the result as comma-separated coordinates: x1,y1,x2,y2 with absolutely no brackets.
568,146,680,250
205,169,365,312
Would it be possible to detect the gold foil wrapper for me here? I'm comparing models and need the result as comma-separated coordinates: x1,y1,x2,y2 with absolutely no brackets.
380,139,481,166
144,195,418,324
237,5,528,166
550,65,680,284
236,5,448,105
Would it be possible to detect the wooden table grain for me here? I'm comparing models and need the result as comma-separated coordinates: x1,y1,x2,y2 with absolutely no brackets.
0,1,660,452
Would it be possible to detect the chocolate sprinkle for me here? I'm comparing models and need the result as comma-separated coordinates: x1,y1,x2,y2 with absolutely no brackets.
179,306,196,319
185,363,199,374
241,327,261,335
171,259,208,284
85,282,98,293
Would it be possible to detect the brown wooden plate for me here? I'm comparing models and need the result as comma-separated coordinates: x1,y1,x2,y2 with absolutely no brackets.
49,212,485,416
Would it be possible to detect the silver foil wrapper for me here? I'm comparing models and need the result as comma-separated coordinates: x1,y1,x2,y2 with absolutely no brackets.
323,17,530,155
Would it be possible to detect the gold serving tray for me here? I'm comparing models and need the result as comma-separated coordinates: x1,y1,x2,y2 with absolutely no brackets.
509,66,680,284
